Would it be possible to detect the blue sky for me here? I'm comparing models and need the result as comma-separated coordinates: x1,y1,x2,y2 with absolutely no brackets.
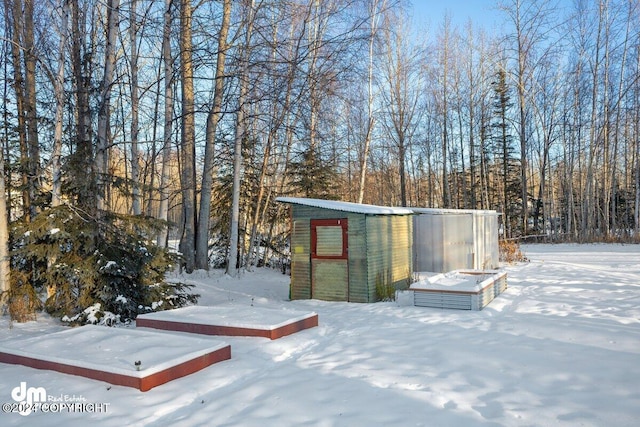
410,0,503,33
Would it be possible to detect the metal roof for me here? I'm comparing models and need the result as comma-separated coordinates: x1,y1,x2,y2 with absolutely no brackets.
411,207,500,216
275,197,414,215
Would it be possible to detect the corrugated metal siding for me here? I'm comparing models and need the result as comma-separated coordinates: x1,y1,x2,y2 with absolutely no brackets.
290,213,311,300
413,211,499,273
366,215,413,302
442,214,473,271
475,287,494,310
478,214,500,269
413,214,439,272
315,226,344,256
492,272,508,296
346,216,367,303
414,291,472,310
311,259,348,301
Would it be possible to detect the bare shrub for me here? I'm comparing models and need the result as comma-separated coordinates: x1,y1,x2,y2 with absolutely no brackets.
499,239,527,263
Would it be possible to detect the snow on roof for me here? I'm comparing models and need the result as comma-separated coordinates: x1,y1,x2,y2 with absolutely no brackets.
275,197,414,215
411,207,500,215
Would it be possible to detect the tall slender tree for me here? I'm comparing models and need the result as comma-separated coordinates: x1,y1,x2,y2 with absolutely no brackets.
492,67,518,237
357,0,386,204
227,0,255,276
157,0,174,248
196,0,231,270
0,138,8,313
379,7,423,207
96,0,120,212
129,0,141,215
179,0,196,272
51,0,70,207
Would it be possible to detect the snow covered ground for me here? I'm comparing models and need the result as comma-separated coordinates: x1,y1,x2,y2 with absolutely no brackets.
0,243,639,426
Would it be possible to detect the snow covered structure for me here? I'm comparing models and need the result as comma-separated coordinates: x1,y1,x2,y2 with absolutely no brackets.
276,197,413,303
408,270,508,310
411,208,500,273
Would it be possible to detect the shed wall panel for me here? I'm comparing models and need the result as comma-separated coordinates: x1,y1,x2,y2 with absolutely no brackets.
366,215,413,302
290,215,311,300
442,214,474,271
413,211,499,273
345,216,368,302
311,259,348,301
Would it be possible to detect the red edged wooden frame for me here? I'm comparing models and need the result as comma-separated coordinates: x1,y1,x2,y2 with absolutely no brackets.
311,218,348,260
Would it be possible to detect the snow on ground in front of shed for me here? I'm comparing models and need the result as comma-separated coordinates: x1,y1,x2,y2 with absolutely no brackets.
0,243,639,426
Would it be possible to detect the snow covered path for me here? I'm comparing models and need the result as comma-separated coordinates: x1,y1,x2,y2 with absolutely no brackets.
0,243,639,426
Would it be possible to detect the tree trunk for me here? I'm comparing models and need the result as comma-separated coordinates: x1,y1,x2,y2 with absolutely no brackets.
609,4,631,236
227,0,255,276
0,143,9,313
467,24,477,209
515,0,529,236
70,0,94,211
23,0,39,218
96,0,120,212
157,0,174,248
307,0,321,153
52,0,70,207
584,1,604,239
246,6,308,267
6,0,30,220
196,0,231,269
357,0,384,204
179,0,197,272
129,0,141,215
441,15,451,208
635,45,640,234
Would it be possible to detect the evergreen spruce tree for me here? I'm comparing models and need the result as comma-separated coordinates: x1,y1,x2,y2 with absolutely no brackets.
9,205,198,324
287,147,339,199
491,68,522,238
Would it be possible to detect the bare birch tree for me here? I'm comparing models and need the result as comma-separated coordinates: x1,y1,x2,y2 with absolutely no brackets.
196,0,231,270
227,0,255,276
357,0,386,204
0,135,8,313
96,0,120,212
633,43,640,235
51,0,70,207
69,0,96,210
157,0,174,248
179,0,196,272
129,0,141,215
438,13,453,208
4,0,30,219
379,7,423,207
23,0,39,218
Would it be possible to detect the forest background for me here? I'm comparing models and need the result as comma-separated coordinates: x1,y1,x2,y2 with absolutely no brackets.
0,0,638,319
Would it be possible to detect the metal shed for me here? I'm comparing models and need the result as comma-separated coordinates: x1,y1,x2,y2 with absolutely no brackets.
412,208,500,273
276,197,414,303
